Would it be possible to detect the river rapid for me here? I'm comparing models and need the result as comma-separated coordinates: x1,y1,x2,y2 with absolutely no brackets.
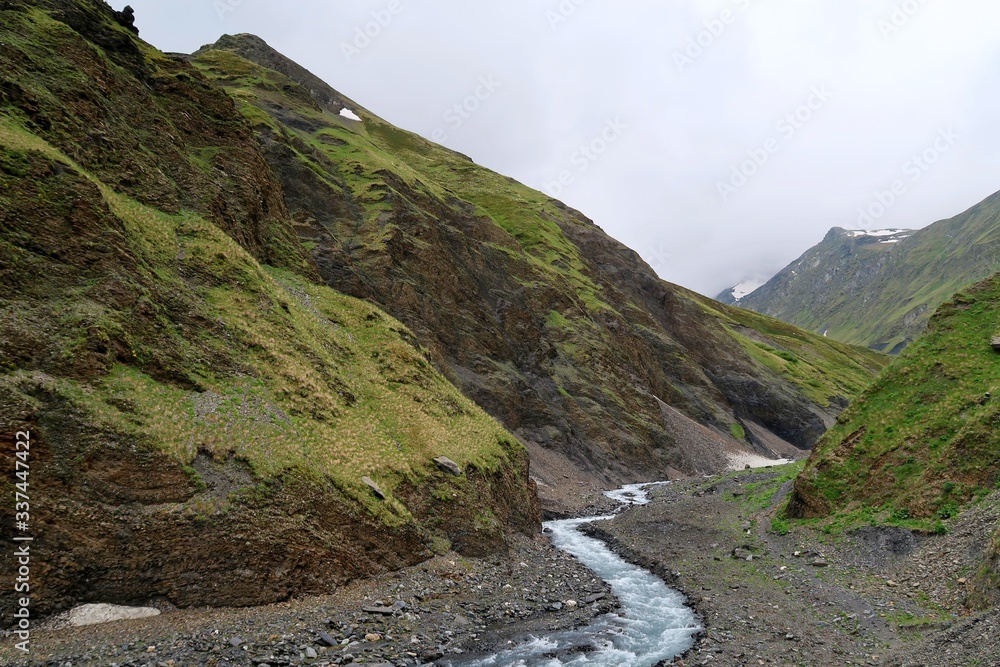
448,483,699,667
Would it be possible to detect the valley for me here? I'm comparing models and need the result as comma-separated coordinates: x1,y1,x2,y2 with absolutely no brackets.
1,2,999,666
5,465,998,666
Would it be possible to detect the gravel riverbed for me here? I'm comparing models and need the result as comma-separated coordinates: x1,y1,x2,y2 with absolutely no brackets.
4,467,997,667
0,534,616,667
595,468,1000,667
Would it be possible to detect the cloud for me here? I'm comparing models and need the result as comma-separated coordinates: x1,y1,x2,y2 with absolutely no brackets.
122,0,1000,296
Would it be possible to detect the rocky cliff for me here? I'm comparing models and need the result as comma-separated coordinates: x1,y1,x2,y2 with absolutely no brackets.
1,1,883,621
192,33,885,513
0,0,538,621
726,191,1000,353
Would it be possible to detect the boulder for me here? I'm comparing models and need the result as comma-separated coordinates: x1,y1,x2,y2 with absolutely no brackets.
361,476,386,499
115,5,139,35
316,632,338,647
992,336,1000,352
433,456,463,476
362,605,395,616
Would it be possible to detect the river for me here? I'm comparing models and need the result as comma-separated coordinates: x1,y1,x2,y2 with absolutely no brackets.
447,483,699,666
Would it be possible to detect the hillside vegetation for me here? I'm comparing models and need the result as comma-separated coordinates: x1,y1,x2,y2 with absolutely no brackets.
0,0,537,620
790,273,1000,528
732,191,1000,353
193,35,885,512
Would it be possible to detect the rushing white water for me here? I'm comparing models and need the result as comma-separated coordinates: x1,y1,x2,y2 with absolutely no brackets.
602,482,668,506
450,484,699,667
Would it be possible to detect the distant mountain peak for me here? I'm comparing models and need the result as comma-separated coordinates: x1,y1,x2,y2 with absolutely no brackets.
729,192,1000,353
826,227,916,245
716,279,765,304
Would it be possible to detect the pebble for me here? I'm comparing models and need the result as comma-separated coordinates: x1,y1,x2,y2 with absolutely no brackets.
9,538,617,667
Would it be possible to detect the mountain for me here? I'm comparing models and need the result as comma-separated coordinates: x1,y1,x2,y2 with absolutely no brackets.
192,33,886,506
0,0,538,619
0,0,882,619
728,191,1000,352
788,272,1000,606
716,278,768,306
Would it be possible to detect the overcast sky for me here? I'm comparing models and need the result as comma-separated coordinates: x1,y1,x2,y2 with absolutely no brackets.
117,0,1000,297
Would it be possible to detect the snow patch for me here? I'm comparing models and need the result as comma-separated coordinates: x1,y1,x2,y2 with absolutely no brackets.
49,603,160,628
339,108,362,122
845,228,912,239
727,453,792,471
730,279,764,301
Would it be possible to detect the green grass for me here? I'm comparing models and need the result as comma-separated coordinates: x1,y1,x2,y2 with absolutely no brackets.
688,291,888,408
193,48,618,320
793,274,1000,524
0,117,521,516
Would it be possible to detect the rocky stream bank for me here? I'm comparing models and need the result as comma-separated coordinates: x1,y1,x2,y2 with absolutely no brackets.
4,465,997,667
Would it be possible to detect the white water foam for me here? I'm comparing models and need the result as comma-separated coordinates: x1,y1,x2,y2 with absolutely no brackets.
602,482,667,506
451,485,698,666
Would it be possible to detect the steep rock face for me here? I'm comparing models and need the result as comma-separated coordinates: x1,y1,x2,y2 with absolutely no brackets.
194,35,885,510
0,0,538,621
0,0,312,273
730,191,1000,352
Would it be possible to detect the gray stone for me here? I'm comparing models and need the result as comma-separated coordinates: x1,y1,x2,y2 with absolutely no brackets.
362,605,395,616
583,592,606,604
305,647,318,659
229,636,246,647
433,456,463,476
361,476,385,499
992,336,1000,352
316,632,339,647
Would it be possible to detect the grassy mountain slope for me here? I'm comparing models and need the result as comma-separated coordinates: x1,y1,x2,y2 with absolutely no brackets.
789,273,1000,524
733,192,1000,352
0,0,538,620
192,35,885,511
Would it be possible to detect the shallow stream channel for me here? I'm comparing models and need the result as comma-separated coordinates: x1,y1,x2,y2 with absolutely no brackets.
447,483,700,666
